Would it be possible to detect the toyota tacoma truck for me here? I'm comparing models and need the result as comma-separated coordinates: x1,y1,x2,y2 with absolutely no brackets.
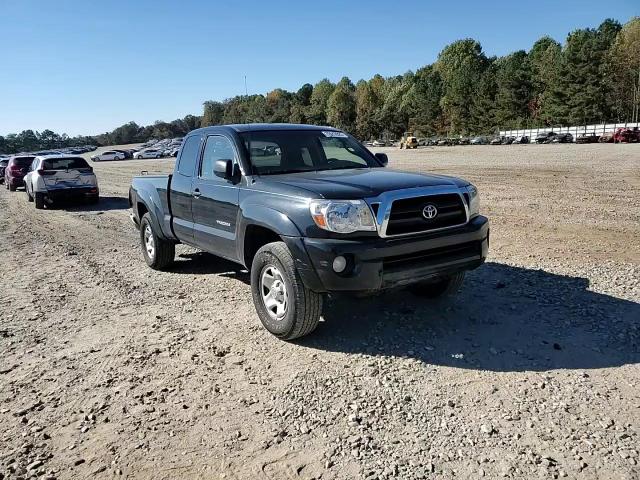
129,124,489,340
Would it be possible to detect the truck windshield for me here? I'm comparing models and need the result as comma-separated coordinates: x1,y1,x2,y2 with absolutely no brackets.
239,130,381,175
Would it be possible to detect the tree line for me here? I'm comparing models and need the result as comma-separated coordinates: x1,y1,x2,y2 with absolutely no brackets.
0,130,97,155
1,17,637,154
200,17,639,140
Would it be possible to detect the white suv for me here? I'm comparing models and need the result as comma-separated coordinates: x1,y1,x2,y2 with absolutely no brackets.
24,156,99,209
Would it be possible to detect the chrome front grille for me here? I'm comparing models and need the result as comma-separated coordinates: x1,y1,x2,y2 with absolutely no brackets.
368,186,469,238
386,193,467,235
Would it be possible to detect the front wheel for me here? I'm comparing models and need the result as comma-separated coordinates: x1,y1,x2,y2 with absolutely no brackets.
8,183,16,192
140,213,174,270
251,241,322,340
409,272,466,298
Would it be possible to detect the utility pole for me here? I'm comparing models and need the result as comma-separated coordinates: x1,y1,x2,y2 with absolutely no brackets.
635,69,640,123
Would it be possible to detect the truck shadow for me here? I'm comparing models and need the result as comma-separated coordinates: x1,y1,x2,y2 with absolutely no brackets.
302,262,640,372
169,251,250,283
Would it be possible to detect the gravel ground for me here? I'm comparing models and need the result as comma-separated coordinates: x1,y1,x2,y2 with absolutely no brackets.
0,144,638,480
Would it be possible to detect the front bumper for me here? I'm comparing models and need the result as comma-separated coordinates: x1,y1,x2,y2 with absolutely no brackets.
294,216,489,292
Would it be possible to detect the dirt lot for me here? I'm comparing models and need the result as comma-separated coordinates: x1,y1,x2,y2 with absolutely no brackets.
1,144,639,480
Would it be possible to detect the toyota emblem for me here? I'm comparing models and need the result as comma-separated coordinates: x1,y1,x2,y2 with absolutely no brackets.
422,204,438,219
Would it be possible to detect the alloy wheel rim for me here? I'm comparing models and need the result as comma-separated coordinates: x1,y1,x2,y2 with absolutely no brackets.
260,265,288,321
144,225,155,259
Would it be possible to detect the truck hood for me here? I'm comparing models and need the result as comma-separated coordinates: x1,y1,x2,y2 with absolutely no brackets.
260,168,468,199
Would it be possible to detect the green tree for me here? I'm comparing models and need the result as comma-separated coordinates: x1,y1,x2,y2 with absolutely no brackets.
529,36,562,125
547,20,621,125
355,80,380,139
289,83,313,123
17,130,39,151
608,17,640,121
307,79,335,125
470,63,498,133
379,74,414,138
327,77,357,133
435,39,489,134
182,114,201,132
494,51,533,128
403,66,444,136
202,101,225,126
265,89,292,123
39,129,62,149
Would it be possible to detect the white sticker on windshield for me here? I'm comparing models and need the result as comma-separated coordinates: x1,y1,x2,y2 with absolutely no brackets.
322,131,348,138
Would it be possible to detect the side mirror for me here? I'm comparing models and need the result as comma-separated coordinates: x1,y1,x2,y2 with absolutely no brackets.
374,152,388,166
214,159,233,179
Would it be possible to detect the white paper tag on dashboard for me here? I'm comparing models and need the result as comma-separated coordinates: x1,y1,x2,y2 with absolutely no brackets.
322,131,348,138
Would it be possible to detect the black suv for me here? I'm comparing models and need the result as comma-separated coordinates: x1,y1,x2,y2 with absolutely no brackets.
129,124,489,340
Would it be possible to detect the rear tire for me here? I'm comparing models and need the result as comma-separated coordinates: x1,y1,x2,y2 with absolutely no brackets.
251,241,322,340
34,192,45,209
409,272,466,298
140,213,174,270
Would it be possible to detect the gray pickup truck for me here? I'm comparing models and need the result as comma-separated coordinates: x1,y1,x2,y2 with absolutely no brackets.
129,124,489,340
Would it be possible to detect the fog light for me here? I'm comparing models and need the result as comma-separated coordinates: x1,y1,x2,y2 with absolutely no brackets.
332,255,347,273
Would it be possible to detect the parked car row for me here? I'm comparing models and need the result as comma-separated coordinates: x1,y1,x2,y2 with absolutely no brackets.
142,137,183,157
91,142,182,162
89,137,184,162
2,154,99,209
361,127,639,148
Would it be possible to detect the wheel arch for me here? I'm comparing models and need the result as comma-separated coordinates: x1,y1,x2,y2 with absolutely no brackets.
238,204,303,268
238,205,324,291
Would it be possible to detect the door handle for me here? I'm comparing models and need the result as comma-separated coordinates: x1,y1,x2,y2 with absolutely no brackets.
193,188,201,198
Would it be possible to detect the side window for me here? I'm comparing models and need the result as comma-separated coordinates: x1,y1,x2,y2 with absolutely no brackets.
177,136,201,177
200,135,235,180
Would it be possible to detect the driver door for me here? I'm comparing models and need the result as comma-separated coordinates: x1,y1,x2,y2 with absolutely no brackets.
192,135,241,261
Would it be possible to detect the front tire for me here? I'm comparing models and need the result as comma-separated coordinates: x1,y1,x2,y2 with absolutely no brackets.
409,272,466,298
9,183,16,192
251,241,322,340
140,213,174,270
27,189,33,202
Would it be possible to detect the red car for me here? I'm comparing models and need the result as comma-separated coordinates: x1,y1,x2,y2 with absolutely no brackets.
613,127,640,143
4,156,35,191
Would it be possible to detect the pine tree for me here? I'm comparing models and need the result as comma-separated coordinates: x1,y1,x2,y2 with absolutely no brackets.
326,77,357,133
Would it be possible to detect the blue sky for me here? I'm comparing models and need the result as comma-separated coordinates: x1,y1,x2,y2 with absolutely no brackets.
1,0,637,136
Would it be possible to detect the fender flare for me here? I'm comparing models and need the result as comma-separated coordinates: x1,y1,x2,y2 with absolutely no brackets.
132,186,173,240
237,203,302,261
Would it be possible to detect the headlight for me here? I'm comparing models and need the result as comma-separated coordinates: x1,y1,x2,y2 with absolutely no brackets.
309,199,376,234
465,185,480,218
